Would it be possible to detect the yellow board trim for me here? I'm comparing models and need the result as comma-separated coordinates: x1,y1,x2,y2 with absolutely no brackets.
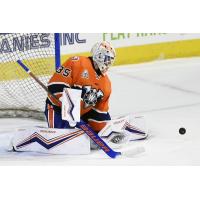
1,38,200,81
61,38,200,66
0,57,55,81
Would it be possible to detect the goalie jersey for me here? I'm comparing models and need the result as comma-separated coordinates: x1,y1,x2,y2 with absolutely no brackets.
45,56,111,132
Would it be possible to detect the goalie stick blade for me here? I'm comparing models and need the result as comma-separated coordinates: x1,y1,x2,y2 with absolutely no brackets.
77,120,121,159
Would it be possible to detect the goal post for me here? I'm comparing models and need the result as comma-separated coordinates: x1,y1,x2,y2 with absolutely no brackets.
0,33,61,119
54,33,61,69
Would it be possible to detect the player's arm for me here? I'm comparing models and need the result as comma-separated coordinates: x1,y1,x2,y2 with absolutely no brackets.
47,58,74,106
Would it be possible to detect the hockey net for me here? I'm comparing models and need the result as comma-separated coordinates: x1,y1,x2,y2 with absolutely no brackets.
0,33,58,120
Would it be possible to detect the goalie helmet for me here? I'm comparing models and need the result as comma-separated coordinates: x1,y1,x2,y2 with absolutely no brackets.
91,41,116,75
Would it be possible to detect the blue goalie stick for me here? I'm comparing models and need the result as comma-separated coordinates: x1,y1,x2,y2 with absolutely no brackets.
16,60,123,158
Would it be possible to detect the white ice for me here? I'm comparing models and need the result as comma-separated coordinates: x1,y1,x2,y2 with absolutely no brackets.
1,57,200,165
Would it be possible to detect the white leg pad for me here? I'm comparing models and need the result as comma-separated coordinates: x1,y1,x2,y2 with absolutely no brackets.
9,127,90,155
98,114,148,148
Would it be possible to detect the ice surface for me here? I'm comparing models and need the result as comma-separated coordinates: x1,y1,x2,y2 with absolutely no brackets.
1,57,200,165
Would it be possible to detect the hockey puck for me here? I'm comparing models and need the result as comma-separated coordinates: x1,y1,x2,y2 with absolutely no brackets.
179,127,186,135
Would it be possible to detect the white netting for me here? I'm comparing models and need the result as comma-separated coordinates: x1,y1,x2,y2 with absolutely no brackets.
0,33,57,119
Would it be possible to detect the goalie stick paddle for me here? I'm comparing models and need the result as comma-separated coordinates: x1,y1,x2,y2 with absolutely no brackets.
16,60,122,158
77,121,121,158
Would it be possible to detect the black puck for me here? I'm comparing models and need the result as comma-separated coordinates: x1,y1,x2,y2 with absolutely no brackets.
179,127,186,135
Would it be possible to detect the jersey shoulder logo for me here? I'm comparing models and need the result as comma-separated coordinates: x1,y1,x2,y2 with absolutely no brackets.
71,56,79,61
81,69,89,79
82,86,104,108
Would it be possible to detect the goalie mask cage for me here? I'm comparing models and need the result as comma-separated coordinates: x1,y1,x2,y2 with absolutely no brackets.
0,33,61,120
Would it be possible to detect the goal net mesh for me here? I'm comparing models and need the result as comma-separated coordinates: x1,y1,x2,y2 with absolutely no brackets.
0,33,57,119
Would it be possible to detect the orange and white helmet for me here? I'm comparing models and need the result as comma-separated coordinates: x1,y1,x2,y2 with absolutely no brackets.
91,41,116,75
